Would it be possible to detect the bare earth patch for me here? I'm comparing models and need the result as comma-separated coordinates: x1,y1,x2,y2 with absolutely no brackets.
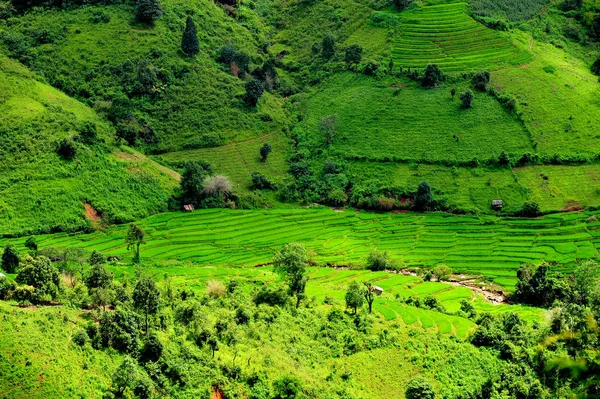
84,203,101,222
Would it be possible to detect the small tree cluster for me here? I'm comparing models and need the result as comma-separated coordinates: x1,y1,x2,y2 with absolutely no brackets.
322,33,336,58
366,248,392,271
460,89,474,108
135,0,162,23
421,63,444,87
472,71,491,91
344,44,362,67
273,243,308,308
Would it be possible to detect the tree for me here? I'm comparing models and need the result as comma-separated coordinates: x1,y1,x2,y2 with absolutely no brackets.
245,79,264,106
133,277,160,333
421,64,444,87
207,335,219,357
345,281,364,314
460,90,474,108
363,282,376,314
521,201,541,217
85,263,113,290
513,263,554,307
89,250,107,266
460,299,476,319
394,0,412,10
319,115,337,145
15,255,60,302
112,357,138,395
202,175,233,200
322,33,336,58
126,223,146,263
273,375,302,399
2,244,20,273
56,136,77,159
251,172,273,190
24,237,37,252
135,59,159,95
135,0,162,23
140,332,163,362
498,151,510,166
367,249,391,271
260,143,272,162
450,87,456,100
273,243,309,308
405,377,436,399
472,71,491,91
414,181,433,211
592,58,600,76
432,264,451,281
180,161,208,206
181,16,199,55
91,287,113,311
345,44,362,66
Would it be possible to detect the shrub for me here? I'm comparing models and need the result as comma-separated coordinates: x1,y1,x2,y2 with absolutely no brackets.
89,250,107,266
394,0,412,10
140,332,163,362
432,265,452,281
405,377,436,399
421,64,444,87
203,175,232,199
235,307,251,325
273,375,302,399
56,137,77,159
16,255,60,301
0,276,14,300
345,44,362,66
322,33,336,58
180,161,209,206
260,143,272,161
520,201,541,217
592,58,600,76
72,329,88,346
207,280,226,298
11,285,37,306
472,71,490,91
414,181,433,211
251,172,273,190
460,89,474,108
181,16,199,56
254,286,288,306
135,0,162,23
79,121,98,144
245,80,264,106
2,244,20,273
367,249,391,271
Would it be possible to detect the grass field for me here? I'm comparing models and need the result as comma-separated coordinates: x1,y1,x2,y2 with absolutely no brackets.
391,2,531,72
5,208,600,288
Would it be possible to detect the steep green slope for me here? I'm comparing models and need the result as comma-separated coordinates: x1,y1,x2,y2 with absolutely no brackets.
0,54,177,237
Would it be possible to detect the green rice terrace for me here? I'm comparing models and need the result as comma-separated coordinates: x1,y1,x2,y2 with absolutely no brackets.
4,207,600,289
391,2,531,72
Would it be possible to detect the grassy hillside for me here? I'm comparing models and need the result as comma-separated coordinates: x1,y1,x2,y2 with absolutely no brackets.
4,208,600,288
0,54,178,237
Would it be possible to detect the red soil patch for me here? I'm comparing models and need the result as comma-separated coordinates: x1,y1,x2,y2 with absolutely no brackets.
84,203,101,222
562,201,583,212
211,387,225,399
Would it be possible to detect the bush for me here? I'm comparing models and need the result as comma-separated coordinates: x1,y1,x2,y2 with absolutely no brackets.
405,377,436,399
135,0,162,23
432,265,452,281
235,307,251,325
421,64,444,87
367,249,391,271
2,244,20,273
472,71,490,91
260,143,272,161
592,58,600,76
0,276,14,299
345,44,362,65
72,329,88,346
322,33,336,58
520,201,541,217
56,137,77,159
245,80,264,107
254,286,288,306
414,181,433,211
273,375,302,399
460,90,474,108
207,280,226,298
251,172,273,190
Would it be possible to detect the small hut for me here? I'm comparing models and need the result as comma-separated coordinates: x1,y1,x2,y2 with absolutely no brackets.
491,200,503,210
183,204,195,212
373,286,384,296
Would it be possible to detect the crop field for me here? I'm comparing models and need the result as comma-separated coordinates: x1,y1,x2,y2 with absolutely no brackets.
110,265,544,338
305,73,532,164
5,208,600,289
391,2,531,72
159,131,291,194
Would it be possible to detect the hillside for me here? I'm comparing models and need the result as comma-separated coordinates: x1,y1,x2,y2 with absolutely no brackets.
0,54,178,237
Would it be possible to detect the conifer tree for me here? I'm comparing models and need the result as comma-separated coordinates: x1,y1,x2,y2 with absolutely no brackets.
181,16,199,56
135,0,162,24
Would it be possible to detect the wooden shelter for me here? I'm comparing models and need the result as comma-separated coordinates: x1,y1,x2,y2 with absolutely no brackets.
491,200,503,210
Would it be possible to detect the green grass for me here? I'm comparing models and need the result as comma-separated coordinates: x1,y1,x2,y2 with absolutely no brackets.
5,208,600,288
0,54,177,237
391,2,531,72
304,73,532,164
469,0,550,21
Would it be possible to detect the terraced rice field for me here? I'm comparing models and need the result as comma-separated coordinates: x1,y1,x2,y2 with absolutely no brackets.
392,2,531,72
113,265,543,338
6,208,600,289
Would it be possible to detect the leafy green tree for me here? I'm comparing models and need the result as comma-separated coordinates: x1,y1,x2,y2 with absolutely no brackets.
367,248,391,271
180,161,208,206
414,181,433,211
15,255,60,302
450,87,456,99
89,250,107,266
135,59,159,95
207,335,219,357
405,377,436,399
322,33,336,58
421,63,444,87
2,244,20,273
181,16,199,55
251,172,272,190
521,201,541,217
0,276,15,300
135,0,162,23
460,299,477,319
513,263,554,306
112,357,138,395
126,223,146,263
56,136,77,159
345,280,364,314
460,89,474,108
345,44,362,66
363,282,376,314
394,0,412,10
432,264,451,281
133,277,160,333
11,285,36,306
472,71,491,91
24,237,37,252
260,143,272,162
273,375,302,399
245,79,264,106
273,243,309,308
140,332,163,362
85,263,114,290
319,115,337,145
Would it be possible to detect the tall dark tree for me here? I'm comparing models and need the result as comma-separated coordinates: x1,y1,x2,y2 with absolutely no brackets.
415,181,433,211
126,223,146,264
260,143,272,162
394,0,412,10
345,281,364,314
181,16,199,56
135,0,162,23
592,58,600,76
24,237,37,252
472,71,491,91
344,44,362,66
180,161,208,205
1,244,20,273
245,80,264,107
322,33,336,59
85,263,114,290
460,89,474,108
450,87,456,100
363,282,376,314
273,243,309,308
133,277,160,333
421,63,444,87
